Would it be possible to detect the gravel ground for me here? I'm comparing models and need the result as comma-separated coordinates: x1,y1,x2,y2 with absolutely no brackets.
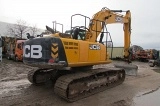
0,59,160,106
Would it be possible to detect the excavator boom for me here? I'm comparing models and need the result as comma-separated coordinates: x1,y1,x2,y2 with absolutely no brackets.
85,7,131,58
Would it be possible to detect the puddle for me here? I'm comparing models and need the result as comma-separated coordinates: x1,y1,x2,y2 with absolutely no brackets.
132,88,160,106
152,69,160,73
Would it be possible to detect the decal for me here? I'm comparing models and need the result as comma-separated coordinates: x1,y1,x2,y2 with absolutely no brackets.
51,43,58,59
89,44,101,50
24,45,42,58
115,16,123,22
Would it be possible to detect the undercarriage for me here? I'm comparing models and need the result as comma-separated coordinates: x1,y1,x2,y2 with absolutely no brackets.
28,67,125,102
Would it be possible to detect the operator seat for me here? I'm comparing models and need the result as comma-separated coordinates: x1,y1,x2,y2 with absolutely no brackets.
72,28,79,40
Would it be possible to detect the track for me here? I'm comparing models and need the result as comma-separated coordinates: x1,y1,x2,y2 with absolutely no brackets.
28,68,58,85
28,67,125,102
54,68,125,102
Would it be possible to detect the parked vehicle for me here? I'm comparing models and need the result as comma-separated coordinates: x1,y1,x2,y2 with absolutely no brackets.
136,49,158,62
23,7,134,102
6,38,26,61
149,51,160,67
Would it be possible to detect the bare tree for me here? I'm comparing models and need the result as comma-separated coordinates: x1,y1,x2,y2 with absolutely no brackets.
7,24,16,37
7,19,29,38
29,25,39,37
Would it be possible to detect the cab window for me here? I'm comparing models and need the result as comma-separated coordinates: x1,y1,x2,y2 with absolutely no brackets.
78,31,85,40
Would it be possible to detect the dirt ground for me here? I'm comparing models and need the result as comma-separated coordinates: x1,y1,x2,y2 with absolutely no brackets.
0,59,160,106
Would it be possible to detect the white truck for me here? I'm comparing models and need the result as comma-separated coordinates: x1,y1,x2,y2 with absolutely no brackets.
0,36,2,62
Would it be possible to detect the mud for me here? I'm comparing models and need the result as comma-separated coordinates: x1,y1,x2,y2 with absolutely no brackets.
0,59,160,106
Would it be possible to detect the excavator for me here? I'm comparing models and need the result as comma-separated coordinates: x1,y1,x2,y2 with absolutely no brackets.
23,7,132,102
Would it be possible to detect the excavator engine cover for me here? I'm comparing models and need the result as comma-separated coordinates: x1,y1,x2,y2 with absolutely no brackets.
23,37,67,69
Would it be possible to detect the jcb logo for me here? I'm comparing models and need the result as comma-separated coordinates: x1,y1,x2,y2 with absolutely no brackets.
24,45,42,58
115,16,123,22
89,44,100,50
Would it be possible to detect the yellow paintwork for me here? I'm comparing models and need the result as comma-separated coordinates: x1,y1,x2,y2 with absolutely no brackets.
61,38,111,67
59,8,130,67
48,8,131,67
79,41,88,62
62,38,79,63
85,9,131,58
51,43,58,59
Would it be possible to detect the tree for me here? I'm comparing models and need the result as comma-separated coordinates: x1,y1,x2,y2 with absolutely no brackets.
7,19,39,38
7,19,29,38
29,25,39,37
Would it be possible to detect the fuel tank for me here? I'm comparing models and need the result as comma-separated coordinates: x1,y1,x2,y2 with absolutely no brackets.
23,37,68,69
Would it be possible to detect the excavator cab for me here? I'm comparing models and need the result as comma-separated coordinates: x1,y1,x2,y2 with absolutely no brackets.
70,14,113,45
65,27,86,40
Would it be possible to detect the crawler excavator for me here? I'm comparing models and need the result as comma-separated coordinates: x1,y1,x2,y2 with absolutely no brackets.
23,7,132,102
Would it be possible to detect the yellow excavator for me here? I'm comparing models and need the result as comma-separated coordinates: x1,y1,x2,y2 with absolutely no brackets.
23,7,132,102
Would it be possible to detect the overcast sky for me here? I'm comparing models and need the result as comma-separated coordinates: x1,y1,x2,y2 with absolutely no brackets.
0,0,160,49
